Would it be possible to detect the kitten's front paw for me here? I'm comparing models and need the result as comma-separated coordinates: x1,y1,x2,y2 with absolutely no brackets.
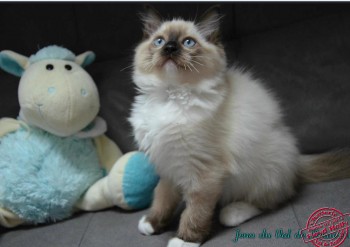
138,215,155,236
167,237,200,247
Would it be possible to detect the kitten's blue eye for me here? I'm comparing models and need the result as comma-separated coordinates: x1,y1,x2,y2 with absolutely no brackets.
183,38,196,48
153,38,165,47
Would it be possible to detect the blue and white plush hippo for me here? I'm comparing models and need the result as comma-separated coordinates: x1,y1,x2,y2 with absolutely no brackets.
0,46,159,228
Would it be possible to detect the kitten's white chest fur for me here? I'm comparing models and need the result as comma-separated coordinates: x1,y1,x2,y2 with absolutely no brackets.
130,72,229,188
131,103,192,188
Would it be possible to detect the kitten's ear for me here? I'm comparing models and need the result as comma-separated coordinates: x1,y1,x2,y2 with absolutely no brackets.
196,5,223,43
140,5,163,39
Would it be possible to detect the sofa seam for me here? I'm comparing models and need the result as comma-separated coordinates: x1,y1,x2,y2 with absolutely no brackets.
77,213,94,247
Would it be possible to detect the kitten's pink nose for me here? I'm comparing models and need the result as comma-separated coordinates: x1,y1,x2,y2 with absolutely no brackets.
164,41,179,55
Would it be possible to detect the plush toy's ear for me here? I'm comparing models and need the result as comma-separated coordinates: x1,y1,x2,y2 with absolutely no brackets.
0,50,29,77
75,51,96,68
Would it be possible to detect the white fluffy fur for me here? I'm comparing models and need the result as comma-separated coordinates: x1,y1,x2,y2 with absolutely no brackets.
167,237,200,247
138,215,155,236
219,201,261,227
130,67,299,211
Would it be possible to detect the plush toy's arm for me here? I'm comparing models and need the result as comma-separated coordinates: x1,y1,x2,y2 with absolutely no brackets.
0,118,24,228
0,118,22,137
93,135,123,173
76,135,128,211
0,207,24,228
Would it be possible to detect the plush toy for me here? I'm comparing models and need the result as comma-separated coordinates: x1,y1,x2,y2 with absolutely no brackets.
0,45,159,228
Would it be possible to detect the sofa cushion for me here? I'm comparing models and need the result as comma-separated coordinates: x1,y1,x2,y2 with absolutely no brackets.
234,11,350,153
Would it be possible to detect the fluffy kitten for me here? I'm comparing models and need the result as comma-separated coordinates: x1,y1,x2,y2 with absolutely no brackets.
129,5,350,247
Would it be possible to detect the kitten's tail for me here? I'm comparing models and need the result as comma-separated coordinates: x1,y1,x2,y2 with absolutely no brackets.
299,149,350,183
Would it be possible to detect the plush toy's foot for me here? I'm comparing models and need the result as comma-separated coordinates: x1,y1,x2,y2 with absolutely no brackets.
138,215,155,236
167,237,200,247
76,177,115,211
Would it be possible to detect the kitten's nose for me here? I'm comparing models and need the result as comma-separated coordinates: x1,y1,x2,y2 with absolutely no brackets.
164,41,179,55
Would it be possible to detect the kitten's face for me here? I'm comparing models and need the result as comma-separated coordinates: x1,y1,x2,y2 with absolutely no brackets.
134,7,226,84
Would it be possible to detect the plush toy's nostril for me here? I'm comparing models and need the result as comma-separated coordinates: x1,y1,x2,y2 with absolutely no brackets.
81,88,89,97
48,87,56,94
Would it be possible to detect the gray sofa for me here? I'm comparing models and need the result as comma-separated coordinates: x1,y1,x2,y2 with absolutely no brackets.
1,3,350,247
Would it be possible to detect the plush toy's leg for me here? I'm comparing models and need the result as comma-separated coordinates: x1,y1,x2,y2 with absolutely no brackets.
0,207,24,228
75,177,115,211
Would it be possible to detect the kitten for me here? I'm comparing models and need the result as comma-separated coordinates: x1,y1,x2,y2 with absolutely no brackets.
129,5,350,247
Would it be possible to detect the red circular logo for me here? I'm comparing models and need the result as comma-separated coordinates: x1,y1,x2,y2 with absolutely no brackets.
301,207,349,247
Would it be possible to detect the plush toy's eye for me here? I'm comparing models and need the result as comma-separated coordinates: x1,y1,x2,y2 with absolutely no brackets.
65,64,72,71
183,38,196,48
46,64,54,70
153,37,166,47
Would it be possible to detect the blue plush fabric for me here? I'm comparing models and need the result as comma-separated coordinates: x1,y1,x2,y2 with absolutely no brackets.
0,125,104,223
122,152,159,209
29,45,76,64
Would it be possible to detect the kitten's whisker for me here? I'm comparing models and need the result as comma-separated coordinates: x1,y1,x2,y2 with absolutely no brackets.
192,60,205,66
193,65,199,73
153,58,162,70
187,64,193,72
144,62,154,72
188,62,199,73
182,52,207,59
120,64,135,72
190,55,207,58
146,57,162,72
147,64,154,72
